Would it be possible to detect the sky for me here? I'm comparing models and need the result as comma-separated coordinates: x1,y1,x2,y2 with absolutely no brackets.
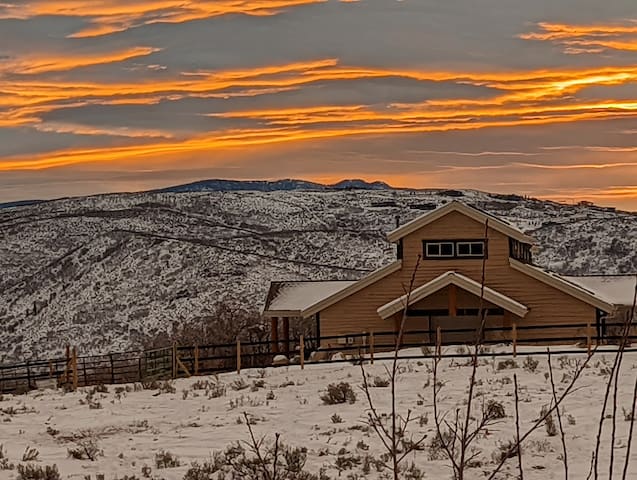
1,0,637,209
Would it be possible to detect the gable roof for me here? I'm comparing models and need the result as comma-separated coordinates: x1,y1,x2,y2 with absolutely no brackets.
263,280,357,317
386,200,535,245
297,260,402,318
510,259,617,312
563,275,636,307
377,271,529,319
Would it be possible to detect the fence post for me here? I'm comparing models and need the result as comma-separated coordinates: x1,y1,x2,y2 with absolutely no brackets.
300,335,305,370
369,331,374,365
26,361,31,390
109,354,115,384
512,323,517,358
587,320,592,355
138,356,142,382
48,360,54,379
436,326,442,357
236,340,241,375
65,345,70,387
72,347,78,391
194,346,200,376
172,343,177,379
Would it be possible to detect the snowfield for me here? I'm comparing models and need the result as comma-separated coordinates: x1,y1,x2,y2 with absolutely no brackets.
2,345,637,479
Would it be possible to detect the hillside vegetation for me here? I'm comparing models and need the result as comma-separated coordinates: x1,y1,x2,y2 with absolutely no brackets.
1,186,636,361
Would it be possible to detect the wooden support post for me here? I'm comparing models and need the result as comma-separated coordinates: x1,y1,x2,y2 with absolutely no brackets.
271,317,279,354
48,360,54,379
26,361,31,390
436,326,442,356
172,343,177,379
109,354,115,384
369,331,375,365
512,323,517,358
236,340,241,374
448,284,457,317
72,347,78,391
194,346,200,376
283,317,290,358
587,320,592,355
300,335,305,370
65,345,70,387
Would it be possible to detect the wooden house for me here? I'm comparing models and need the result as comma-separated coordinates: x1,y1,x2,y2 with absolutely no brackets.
263,201,635,354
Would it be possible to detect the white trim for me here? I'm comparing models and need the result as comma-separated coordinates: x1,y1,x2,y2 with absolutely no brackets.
300,261,403,318
387,201,535,244
509,258,616,312
377,271,529,319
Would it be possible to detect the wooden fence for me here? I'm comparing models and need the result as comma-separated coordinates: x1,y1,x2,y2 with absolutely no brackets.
1,319,635,394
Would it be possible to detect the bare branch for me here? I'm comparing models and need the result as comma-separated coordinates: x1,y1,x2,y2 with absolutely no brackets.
513,373,523,480
547,349,568,480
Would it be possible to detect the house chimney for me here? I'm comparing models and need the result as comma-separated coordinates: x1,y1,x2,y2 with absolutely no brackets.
395,215,400,229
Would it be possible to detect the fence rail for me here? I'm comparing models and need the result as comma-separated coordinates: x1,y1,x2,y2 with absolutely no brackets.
1,320,635,394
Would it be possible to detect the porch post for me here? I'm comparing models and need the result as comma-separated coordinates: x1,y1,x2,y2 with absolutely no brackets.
283,317,290,357
271,317,279,354
448,284,457,317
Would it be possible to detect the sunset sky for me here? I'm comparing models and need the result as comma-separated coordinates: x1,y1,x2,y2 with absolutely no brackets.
2,0,637,209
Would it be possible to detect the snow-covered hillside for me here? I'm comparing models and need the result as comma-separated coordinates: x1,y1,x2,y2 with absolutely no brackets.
1,186,636,361
0,346,635,479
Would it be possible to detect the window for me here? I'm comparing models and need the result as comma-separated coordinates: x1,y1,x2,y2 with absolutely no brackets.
425,241,454,258
423,239,487,259
456,241,484,257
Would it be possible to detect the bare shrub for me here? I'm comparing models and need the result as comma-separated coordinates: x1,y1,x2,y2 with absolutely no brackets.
330,414,343,424
320,382,356,405
155,450,180,469
372,376,390,388
16,464,60,480
22,446,39,462
523,356,539,373
67,431,103,461
485,400,506,420
0,444,14,470
496,359,518,371
492,439,519,463
540,405,558,437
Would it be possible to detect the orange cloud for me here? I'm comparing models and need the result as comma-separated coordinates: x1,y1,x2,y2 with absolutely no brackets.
521,21,637,54
1,1,327,38
1,46,159,75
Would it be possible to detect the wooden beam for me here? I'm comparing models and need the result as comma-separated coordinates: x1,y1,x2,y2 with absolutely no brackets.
271,317,279,354
300,335,305,370
448,284,457,317
282,317,290,357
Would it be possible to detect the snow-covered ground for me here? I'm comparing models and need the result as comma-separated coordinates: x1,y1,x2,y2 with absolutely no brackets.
2,345,637,479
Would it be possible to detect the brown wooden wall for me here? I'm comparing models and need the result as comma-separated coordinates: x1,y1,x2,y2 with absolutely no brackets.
319,210,597,344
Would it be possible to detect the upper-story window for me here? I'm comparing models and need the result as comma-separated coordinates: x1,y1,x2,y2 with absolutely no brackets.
423,240,486,259
456,241,484,257
425,241,455,258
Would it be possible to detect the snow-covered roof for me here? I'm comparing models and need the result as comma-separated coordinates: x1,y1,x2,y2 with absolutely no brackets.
563,275,636,307
377,271,529,319
263,280,357,317
387,200,536,245
510,259,618,312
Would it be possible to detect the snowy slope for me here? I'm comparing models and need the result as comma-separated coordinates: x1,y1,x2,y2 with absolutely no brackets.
1,187,636,361
0,346,636,479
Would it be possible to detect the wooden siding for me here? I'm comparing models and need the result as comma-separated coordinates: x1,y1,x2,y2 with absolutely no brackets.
319,209,596,344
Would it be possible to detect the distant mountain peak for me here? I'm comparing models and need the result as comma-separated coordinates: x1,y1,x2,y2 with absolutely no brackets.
153,178,393,194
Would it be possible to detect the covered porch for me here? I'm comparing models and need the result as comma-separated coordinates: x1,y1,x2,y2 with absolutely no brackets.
377,271,529,344
262,280,356,357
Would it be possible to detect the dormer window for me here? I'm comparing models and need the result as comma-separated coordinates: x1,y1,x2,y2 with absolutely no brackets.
457,241,484,257
425,241,455,258
424,240,486,259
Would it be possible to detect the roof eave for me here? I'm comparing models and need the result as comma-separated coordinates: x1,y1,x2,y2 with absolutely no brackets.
510,258,616,312
300,260,403,318
377,271,529,319
386,201,535,245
